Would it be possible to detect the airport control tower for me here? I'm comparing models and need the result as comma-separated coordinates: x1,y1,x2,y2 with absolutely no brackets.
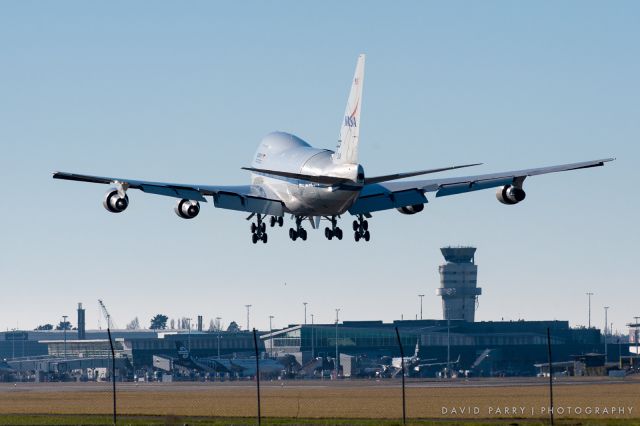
435,247,482,322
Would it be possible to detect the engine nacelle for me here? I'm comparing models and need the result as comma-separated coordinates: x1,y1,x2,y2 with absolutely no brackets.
496,185,526,205
103,189,129,213
397,204,425,215
175,199,200,219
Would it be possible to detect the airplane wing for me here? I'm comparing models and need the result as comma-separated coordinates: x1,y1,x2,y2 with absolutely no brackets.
52,172,285,216
348,158,613,215
243,163,481,186
363,163,482,185
416,355,461,369
0,360,15,373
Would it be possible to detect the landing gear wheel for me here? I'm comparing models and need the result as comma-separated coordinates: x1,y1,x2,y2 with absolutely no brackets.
325,227,333,240
290,216,307,242
278,216,284,227
270,216,276,227
353,215,371,242
335,227,343,240
250,215,268,244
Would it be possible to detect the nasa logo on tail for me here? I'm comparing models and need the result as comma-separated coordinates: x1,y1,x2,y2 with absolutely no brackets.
344,99,359,128
344,116,357,127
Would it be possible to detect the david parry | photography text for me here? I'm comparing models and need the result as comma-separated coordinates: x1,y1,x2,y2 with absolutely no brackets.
441,406,635,416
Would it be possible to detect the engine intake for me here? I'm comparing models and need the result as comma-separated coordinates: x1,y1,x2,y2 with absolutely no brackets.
175,199,200,219
496,185,526,205
397,204,424,215
103,189,129,213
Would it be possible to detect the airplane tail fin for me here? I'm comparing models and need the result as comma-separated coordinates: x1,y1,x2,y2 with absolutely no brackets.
414,339,420,358
334,54,365,164
175,341,190,359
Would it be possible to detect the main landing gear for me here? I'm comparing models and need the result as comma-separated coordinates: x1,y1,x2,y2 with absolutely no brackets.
250,214,268,244
289,216,307,241
249,213,369,243
353,215,370,242
269,216,284,227
324,216,343,240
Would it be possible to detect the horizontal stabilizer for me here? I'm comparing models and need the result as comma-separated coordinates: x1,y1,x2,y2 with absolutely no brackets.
364,163,482,185
241,167,350,185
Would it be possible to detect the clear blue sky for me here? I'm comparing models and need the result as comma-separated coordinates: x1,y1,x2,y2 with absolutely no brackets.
1,1,638,333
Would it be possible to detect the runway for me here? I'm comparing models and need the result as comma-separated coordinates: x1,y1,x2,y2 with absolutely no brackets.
1,375,636,393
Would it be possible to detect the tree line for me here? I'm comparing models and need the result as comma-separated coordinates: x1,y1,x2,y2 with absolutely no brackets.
35,315,243,332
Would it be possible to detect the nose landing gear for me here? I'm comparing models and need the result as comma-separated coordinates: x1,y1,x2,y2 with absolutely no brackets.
289,216,307,241
324,216,343,240
353,215,370,242
250,214,268,244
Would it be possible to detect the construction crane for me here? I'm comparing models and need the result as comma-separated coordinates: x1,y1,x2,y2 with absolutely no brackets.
98,299,118,330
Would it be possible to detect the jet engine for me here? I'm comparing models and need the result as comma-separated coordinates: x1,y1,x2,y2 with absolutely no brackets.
496,185,526,205
397,204,424,215
174,199,200,219
103,189,129,213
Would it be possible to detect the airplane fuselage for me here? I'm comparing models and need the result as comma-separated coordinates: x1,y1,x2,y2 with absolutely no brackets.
250,132,364,216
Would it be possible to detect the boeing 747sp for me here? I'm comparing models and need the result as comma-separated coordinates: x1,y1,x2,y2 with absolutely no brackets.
53,54,613,243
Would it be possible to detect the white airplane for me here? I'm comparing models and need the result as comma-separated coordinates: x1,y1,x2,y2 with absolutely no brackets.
389,340,436,375
53,54,613,244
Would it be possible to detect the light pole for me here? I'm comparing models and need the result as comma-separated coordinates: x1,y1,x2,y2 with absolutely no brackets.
604,307,609,361
335,308,340,379
447,318,451,376
311,314,315,359
215,317,222,358
245,305,252,332
586,292,594,328
611,322,614,359
303,302,308,325
62,315,68,359
186,318,192,351
10,328,16,360
418,294,425,320
269,315,274,358
633,317,640,356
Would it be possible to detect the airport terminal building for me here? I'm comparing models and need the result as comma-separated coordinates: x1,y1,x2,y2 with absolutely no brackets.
1,247,634,380
0,319,631,380
262,319,607,376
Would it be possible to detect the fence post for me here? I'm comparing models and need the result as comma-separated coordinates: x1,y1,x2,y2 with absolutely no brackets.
546,327,554,426
107,327,117,425
252,328,261,425
394,327,406,425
